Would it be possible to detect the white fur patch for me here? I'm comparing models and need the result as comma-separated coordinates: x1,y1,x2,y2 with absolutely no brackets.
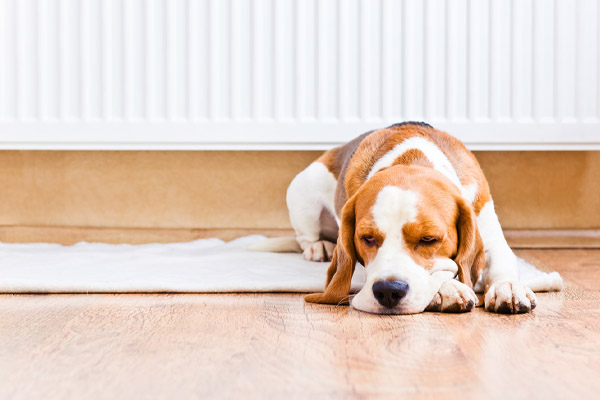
286,162,338,250
477,201,519,283
351,186,456,314
461,182,478,204
371,186,419,234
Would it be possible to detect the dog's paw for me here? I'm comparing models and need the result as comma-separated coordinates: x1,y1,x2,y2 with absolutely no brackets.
302,240,336,262
426,279,478,313
484,281,537,314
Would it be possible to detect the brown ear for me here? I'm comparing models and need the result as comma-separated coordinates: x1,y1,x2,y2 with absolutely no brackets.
454,197,486,288
305,195,358,305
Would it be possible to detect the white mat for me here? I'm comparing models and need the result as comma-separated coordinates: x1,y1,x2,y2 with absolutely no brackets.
0,235,562,294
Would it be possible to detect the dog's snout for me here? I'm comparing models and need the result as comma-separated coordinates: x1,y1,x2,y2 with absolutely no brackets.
372,280,409,308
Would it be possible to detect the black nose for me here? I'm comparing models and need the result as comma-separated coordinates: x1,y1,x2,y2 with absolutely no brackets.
372,280,409,308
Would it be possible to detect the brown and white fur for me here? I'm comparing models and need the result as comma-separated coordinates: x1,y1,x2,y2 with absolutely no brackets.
255,122,536,315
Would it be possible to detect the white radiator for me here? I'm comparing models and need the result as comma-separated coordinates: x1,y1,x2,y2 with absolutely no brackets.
0,0,598,150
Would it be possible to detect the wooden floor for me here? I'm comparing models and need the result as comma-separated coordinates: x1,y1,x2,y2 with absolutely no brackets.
1,249,599,399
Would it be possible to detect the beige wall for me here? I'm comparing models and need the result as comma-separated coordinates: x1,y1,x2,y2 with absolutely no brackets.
0,150,598,231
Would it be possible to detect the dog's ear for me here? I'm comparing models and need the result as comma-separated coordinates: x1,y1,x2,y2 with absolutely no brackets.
305,195,358,305
453,197,486,288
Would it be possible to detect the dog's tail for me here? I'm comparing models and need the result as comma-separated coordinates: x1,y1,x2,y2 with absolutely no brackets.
246,236,302,253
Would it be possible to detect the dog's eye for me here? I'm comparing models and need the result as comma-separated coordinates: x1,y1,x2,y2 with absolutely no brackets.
362,236,377,246
420,236,437,244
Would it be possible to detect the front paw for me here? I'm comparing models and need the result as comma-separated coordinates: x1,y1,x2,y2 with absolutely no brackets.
426,279,478,313
484,281,537,314
302,240,336,262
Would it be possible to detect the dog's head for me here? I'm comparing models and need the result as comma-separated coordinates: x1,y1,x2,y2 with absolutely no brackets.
305,165,485,314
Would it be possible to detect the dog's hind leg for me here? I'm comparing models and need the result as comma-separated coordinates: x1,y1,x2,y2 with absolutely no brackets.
287,162,338,262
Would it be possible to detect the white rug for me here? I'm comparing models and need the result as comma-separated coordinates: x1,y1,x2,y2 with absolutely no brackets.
0,235,563,294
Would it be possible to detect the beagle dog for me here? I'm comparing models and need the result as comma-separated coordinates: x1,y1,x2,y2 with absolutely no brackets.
269,122,537,314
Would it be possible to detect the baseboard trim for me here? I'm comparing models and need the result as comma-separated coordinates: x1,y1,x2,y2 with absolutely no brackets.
504,229,600,249
0,226,598,249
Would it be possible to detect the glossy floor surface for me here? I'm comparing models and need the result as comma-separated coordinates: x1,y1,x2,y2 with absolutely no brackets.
0,249,598,399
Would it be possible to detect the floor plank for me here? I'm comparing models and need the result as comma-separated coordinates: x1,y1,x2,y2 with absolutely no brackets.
0,249,599,399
